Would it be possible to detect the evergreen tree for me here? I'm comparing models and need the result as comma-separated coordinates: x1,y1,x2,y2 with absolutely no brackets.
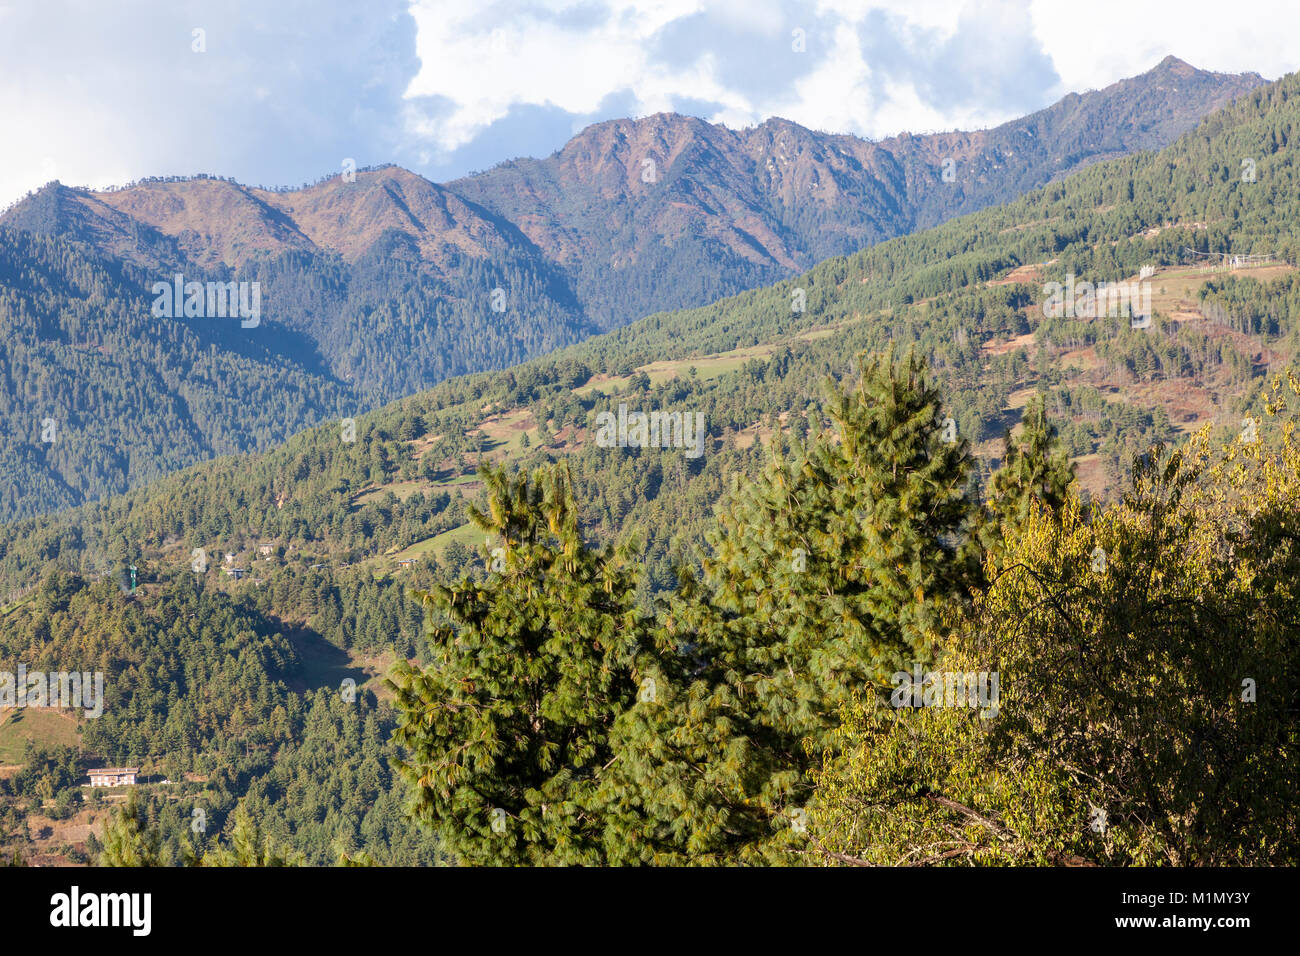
602,348,981,863
195,803,303,866
990,393,1075,528
388,463,646,865
811,406,1300,865
99,791,162,867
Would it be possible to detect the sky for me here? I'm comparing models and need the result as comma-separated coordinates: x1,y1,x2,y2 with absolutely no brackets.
1,0,1298,209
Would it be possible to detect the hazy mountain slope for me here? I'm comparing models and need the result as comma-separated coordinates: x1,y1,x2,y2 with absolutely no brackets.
0,168,594,521
899,55,1266,227
63,166,551,275
0,228,354,520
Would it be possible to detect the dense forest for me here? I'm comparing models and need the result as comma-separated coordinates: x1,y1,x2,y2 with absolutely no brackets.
374,357,1298,865
0,572,435,865
5,69,1300,596
83,352,1300,865
0,214,590,522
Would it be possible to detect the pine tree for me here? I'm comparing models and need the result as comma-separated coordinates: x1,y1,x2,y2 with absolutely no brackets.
196,802,303,866
811,411,1300,866
990,393,1075,529
602,347,981,863
387,463,646,865
99,791,162,867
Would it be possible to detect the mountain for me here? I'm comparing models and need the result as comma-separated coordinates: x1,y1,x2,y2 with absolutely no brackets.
2,63,1298,866
4,167,546,274
451,55,1265,327
0,56,1265,524
4,64,1298,609
0,169,591,521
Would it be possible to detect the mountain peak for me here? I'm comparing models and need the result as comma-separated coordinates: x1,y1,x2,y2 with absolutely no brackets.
1146,54,1264,84
1154,54,1196,74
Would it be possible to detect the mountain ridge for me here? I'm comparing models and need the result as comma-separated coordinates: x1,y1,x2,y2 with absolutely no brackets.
0,55,1269,523
6,55,1264,312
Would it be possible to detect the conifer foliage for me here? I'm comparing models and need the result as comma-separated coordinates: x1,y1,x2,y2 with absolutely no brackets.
387,464,645,865
600,348,982,863
810,381,1300,865
990,393,1076,528
191,804,305,867
100,792,163,868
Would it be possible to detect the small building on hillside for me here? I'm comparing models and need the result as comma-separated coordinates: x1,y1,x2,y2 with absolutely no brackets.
89,768,139,787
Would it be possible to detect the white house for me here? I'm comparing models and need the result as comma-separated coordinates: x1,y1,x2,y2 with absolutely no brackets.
88,768,139,787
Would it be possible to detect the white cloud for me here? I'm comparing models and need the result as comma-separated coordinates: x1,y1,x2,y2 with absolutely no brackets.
404,0,1300,157
404,0,697,150
0,0,1297,209
1028,0,1296,92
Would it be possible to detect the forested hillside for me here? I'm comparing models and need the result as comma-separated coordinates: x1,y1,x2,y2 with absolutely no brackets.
0,177,589,521
0,58,1260,523
3,67,1300,865
0,229,355,520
